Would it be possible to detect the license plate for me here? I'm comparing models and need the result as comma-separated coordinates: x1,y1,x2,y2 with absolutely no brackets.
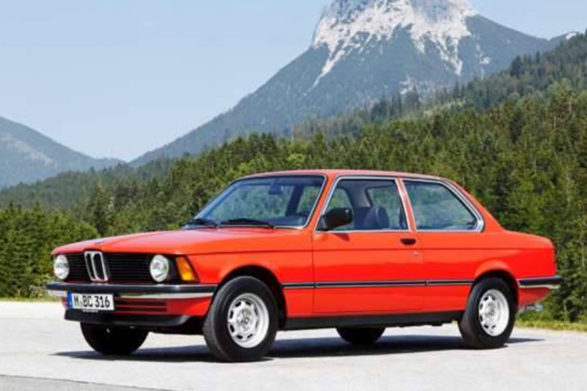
67,292,115,312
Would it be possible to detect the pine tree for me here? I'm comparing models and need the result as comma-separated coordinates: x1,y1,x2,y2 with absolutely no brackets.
87,182,114,236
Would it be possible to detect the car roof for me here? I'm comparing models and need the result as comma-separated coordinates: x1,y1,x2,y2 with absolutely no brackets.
243,169,446,181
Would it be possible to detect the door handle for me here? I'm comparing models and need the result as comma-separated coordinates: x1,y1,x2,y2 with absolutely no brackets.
400,238,417,246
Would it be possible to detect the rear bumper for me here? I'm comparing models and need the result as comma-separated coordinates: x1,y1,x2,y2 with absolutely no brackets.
518,276,562,290
46,282,217,300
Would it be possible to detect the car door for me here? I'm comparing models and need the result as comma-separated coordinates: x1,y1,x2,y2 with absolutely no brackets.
402,179,487,313
312,177,424,314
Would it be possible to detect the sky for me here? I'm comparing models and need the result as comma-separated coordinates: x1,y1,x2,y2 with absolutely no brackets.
0,0,585,161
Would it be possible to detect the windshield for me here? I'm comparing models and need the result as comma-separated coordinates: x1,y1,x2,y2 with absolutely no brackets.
192,176,325,228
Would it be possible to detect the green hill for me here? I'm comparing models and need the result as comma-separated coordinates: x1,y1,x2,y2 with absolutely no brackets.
437,31,587,109
132,0,564,165
4,33,585,210
0,34,586,324
0,116,121,189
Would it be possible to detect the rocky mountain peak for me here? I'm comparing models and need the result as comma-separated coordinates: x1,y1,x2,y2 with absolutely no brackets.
312,0,477,80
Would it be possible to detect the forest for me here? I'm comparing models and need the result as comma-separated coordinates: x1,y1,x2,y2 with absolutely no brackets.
0,34,585,324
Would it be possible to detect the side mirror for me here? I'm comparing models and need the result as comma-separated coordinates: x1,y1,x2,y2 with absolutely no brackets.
268,183,284,195
319,208,353,231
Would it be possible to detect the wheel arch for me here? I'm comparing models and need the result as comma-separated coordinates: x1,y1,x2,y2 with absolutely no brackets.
217,265,287,328
472,269,519,306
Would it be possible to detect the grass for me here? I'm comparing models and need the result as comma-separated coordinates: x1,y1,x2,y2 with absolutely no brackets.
517,319,587,332
0,296,59,303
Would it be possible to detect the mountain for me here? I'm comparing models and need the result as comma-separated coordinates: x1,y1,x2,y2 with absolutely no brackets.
0,116,121,188
132,0,569,166
3,35,587,322
438,31,587,111
2,32,587,210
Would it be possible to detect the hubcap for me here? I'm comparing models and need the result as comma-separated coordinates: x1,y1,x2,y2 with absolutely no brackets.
227,293,269,348
478,289,510,337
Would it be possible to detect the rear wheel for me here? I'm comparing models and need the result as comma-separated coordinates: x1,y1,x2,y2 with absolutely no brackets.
80,323,148,355
203,276,278,362
458,277,516,349
337,327,385,345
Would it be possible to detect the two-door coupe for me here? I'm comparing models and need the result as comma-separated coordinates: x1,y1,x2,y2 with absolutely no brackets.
47,170,561,361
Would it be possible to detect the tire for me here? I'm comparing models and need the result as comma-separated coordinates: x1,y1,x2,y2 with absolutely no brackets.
203,276,279,362
458,277,516,349
80,323,148,355
337,327,385,345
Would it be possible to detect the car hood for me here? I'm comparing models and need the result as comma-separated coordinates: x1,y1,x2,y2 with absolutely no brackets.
53,228,312,255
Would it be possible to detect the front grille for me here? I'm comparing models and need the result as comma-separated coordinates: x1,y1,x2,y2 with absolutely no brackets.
67,254,89,281
107,254,152,283
114,298,167,314
84,251,109,282
66,253,156,284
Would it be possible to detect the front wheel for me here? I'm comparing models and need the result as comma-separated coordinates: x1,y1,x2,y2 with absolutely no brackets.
80,323,148,355
203,276,278,362
337,327,385,345
458,277,516,349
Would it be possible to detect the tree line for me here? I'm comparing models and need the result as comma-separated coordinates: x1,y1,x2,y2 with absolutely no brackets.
0,34,585,323
0,84,585,323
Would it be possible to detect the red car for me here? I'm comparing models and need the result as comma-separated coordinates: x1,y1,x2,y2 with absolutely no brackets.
47,170,561,362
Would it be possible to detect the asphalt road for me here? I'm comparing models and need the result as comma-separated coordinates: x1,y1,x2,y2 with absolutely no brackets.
0,302,585,391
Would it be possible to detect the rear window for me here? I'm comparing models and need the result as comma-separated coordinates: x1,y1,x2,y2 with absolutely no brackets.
404,181,479,231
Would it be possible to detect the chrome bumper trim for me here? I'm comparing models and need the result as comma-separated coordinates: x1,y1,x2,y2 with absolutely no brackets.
46,282,216,300
521,284,560,290
118,292,213,299
47,290,67,298
47,290,213,300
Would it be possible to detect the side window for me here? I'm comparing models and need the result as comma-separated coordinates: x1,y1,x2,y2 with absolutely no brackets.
326,188,352,212
296,185,321,217
404,181,479,231
367,185,408,230
323,179,406,231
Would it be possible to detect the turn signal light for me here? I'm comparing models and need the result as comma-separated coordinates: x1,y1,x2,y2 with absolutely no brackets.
176,256,198,283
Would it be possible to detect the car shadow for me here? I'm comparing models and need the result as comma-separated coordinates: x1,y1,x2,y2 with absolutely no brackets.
270,335,540,358
54,334,542,363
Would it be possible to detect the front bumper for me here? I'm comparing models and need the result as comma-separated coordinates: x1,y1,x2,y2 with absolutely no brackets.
64,310,207,333
47,282,215,331
65,310,194,328
46,282,217,300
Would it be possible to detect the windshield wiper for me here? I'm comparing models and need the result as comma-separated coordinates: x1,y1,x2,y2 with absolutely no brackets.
187,218,218,228
220,218,275,229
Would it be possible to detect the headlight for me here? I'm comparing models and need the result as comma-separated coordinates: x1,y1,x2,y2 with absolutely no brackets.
53,255,70,281
150,255,170,283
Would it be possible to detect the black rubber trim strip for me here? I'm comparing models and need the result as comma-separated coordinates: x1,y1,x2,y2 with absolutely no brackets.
518,276,562,287
318,280,426,288
282,282,315,289
427,279,474,286
65,310,191,327
47,282,217,295
282,279,474,289
284,311,463,330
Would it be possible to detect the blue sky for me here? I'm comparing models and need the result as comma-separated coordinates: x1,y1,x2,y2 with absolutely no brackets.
0,0,585,161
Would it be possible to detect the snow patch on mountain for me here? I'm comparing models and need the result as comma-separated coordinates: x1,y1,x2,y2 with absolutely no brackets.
312,0,477,84
400,75,418,94
0,133,54,166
